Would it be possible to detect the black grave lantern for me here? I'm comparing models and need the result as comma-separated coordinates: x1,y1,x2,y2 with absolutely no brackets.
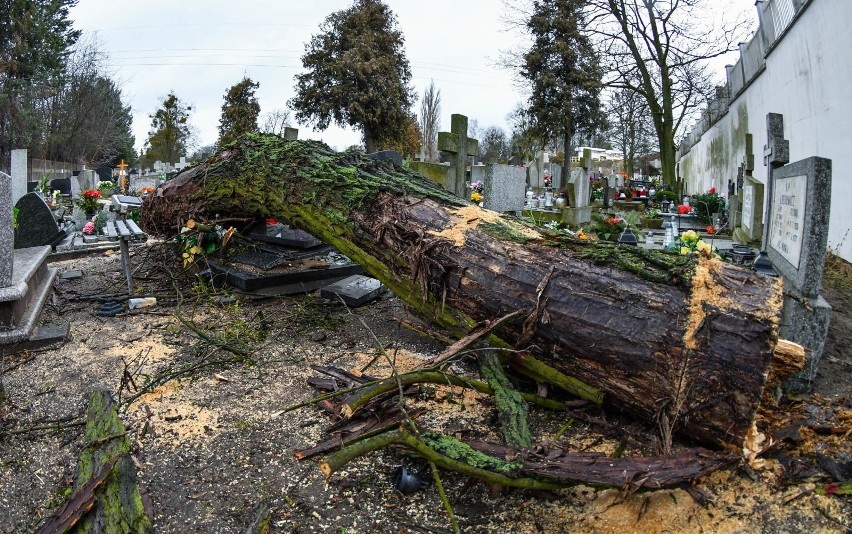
661,199,671,213
617,228,638,246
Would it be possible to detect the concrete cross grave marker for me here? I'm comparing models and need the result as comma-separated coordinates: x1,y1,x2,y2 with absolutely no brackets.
437,114,479,199
754,113,790,274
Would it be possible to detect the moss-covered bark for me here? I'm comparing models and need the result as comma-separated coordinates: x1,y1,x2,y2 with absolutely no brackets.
141,134,787,449
72,390,151,533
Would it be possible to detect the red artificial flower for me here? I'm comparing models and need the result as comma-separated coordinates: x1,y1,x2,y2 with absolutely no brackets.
708,187,716,194
706,225,715,234
267,218,278,225
677,204,691,215
82,189,101,199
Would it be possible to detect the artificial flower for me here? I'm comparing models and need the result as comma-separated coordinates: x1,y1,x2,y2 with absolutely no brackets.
680,246,691,255
706,225,715,234
677,204,691,215
82,221,95,235
470,192,483,203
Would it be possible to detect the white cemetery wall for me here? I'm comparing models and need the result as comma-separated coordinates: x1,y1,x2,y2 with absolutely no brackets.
675,0,852,263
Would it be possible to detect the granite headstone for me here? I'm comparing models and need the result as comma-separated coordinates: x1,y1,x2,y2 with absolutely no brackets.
482,164,526,213
11,149,28,204
13,193,66,249
0,171,13,286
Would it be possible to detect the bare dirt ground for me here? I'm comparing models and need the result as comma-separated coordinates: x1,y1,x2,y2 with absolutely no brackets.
1,241,850,533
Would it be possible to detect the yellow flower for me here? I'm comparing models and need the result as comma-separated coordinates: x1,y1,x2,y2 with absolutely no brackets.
189,245,203,255
680,246,691,255
696,240,711,255
681,230,699,246
577,231,587,239
470,192,483,203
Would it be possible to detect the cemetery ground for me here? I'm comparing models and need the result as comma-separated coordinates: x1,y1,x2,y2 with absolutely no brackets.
0,241,850,533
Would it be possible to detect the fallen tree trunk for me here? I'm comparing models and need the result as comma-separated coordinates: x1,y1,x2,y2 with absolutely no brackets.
141,134,796,449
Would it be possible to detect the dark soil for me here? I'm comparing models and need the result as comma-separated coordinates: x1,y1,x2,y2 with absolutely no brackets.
1,242,850,533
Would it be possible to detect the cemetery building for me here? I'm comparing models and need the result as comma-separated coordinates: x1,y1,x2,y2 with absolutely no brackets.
676,0,852,263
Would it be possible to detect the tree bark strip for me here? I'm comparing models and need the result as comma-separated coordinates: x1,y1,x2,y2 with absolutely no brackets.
141,134,794,449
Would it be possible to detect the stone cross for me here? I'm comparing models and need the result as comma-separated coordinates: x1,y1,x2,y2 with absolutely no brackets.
438,114,479,198
0,171,13,287
758,112,790,260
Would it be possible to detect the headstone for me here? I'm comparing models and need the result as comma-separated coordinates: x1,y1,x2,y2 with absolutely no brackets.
759,113,832,392
13,193,66,249
320,275,384,307
78,169,98,191
11,149,28,204
482,164,526,213
406,161,451,190
365,150,403,166
50,177,72,197
437,114,479,198
562,150,593,225
739,176,764,242
0,172,13,286
0,184,58,343
766,157,832,295
249,223,322,249
111,195,143,214
69,175,81,199
283,127,299,141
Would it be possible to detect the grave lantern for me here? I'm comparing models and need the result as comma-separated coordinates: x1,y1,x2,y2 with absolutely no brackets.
617,228,638,246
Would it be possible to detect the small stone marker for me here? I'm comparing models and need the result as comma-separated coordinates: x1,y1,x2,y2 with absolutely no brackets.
284,127,299,141
59,270,83,280
739,175,765,242
438,114,479,199
320,275,384,307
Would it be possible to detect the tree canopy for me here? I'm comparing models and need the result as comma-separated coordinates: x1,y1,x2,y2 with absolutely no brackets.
143,92,193,166
520,0,605,182
588,0,748,187
288,0,415,153
0,0,81,164
218,76,260,148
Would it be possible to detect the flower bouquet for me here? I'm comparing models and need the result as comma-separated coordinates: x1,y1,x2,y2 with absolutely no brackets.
78,189,102,214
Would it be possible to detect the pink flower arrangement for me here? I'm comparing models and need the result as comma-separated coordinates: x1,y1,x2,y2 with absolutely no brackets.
83,221,95,235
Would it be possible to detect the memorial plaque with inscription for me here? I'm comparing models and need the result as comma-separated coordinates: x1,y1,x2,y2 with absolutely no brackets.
742,186,754,230
769,174,806,268
765,157,831,297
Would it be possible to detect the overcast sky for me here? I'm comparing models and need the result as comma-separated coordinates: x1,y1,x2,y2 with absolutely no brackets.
68,0,758,156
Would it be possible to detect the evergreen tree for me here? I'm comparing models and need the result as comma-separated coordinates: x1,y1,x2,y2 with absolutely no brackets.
479,126,510,164
520,0,605,183
288,0,415,153
0,0,80,164
144,92,193,165
218,76,260,148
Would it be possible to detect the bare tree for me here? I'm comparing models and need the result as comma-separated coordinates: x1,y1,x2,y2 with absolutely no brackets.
587,0,750,187
605,86,656,178
260,109,291,136
418,80,441,161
